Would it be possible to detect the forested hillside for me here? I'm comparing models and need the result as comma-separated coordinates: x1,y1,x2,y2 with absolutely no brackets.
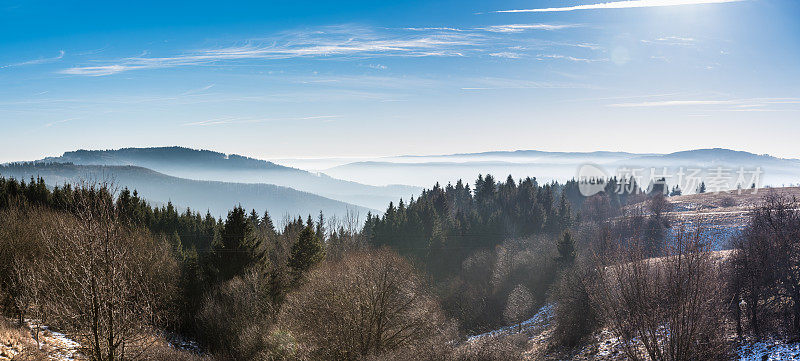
0,162,370,218
362,174,646,334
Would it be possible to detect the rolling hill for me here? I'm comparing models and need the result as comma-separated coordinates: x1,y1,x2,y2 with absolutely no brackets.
0,162,371,219
40,147,420,211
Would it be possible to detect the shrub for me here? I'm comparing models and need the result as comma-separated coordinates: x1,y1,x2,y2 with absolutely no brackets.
503,285,533,332
280,248,454,360
730,193,800,336
196,270,277,360
550,262,600,348
450,333,527,361
591,226,729,361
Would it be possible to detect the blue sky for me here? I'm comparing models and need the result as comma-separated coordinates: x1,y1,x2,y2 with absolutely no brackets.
1,0,799,162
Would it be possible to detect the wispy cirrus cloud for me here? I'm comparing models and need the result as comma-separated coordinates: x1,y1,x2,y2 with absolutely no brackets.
183,115,341,126
2,50,65,69
495,0,744,13
405,24,579,33
489,52,523,59
404,27,465,32
44,117,78,128
641,36,696,46
181,84,215,95
609,100,736,107
60,24,586,76
460,77,594,91
607,97,800,110
478,24,579,33
536,54,608,62
61,26,483,76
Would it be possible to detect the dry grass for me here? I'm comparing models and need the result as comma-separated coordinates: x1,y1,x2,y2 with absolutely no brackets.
0,318,48,361
1,317,209,361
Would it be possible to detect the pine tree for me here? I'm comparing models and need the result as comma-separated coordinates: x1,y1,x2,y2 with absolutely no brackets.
289,225,325,281
698,182,707,194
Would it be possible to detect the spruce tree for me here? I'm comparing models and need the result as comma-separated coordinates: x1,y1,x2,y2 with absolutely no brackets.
289,225,325,281
261,210,276,237
215,205,260,281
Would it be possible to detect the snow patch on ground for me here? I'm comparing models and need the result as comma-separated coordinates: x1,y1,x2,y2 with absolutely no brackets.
738,338,800,361
26,320,82,360
467,304,553,342
166,332,202,354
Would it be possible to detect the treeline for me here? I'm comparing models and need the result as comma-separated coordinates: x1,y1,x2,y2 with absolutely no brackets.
364,175,576,333
365,176,573,275
0,176,342,360
362,175,648,334
0,176,220,253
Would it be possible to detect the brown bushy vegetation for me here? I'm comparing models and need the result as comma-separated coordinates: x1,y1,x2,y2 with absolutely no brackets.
550,261,600,348
0,186,181,360
196,269,275,360
280,249,455,360
441,236,558,335
730,193,800,337
0,317,48,361
592,226,729,361
448,333,528,361
36,193,179,360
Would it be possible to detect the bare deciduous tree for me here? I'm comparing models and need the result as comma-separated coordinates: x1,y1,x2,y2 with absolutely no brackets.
592,225,728,361
33,183,178,361
731,193,800,336
551,261,600,347
503,284,533,332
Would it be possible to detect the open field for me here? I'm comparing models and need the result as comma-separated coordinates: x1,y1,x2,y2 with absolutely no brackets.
622,187,800,245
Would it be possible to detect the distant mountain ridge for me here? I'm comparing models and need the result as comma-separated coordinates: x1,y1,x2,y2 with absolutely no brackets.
45,146,290,170
396,149,650,159
393,148,797,163
0,162,370,219
40,147,421,210
323,148,800,188
619,148,800,165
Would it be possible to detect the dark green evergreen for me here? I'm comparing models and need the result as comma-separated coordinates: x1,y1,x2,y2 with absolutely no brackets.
556,230,576,266
288,225,325,280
